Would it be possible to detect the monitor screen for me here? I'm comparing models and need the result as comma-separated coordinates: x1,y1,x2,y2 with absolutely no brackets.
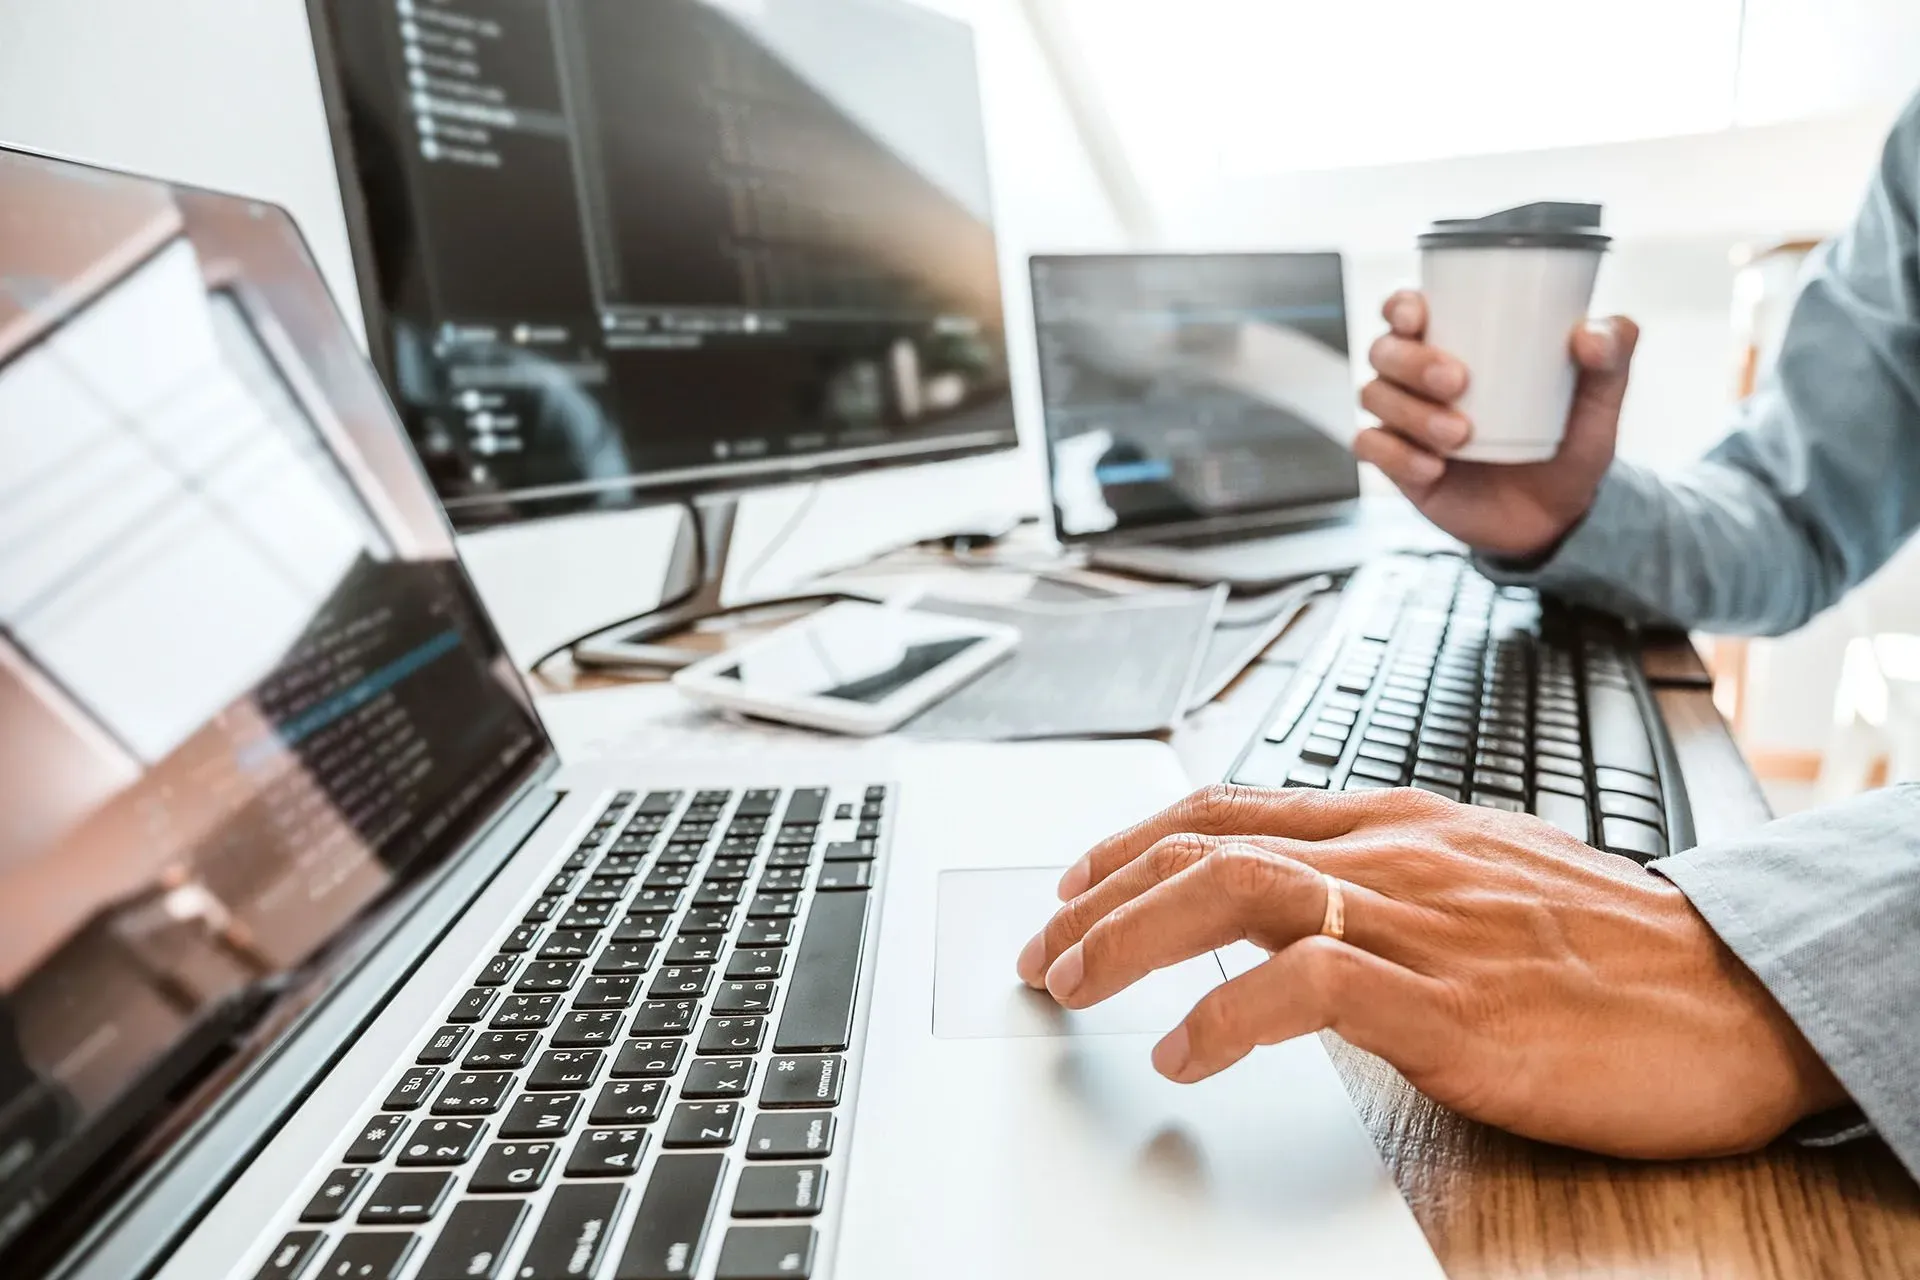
0,147,549,1258
312,0,1018,528
1031,253,1361,540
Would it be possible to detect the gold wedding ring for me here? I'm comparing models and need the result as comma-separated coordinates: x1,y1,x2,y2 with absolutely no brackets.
1319,873,1347,941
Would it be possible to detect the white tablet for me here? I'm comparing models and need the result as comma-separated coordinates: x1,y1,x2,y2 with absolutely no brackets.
671,601,1020,736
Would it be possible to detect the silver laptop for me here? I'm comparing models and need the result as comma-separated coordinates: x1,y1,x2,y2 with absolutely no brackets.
1032,252,1454,590
0,148,1442,1280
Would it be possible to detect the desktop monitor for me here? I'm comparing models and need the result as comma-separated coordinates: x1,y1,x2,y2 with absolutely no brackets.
1029,252,1360,542
307,0,1017,534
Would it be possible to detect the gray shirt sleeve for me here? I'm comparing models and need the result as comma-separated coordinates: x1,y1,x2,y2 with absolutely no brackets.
1651,787,1920,1181
1479,92,1920,634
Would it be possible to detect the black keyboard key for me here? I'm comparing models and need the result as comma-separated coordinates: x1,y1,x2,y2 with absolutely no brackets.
614,1038,687,1078
854,820,881,840
699,1016,767,1055
682,1057,756,1099
632,999,700,1035
1348,756,1402,784
383,1066,441,1111
759,1056,844,1109
1473,768,1525,796
551,1010,624,1048
545,872,581,897
517,960,581,993
592,1079,669,1125
709,856,758,881
301,1167,371,1223
774,892,866,1053
1532,791,1592,844
665,1101,742,1148
524,895,566,924
680,907,735,934
649,967,714,999
474,955,519,987
395,1116,487,1166
594,942,657,976
1415,742,1469,768
502,924,543,954
757,868,808,894
527,1049,604,1092
520,1184,626,1280
469,1140,558,1193
1536,723,1580,747
745,1112,835,1160
1596,766,1662,803
560,903,616,931
816,863,873,892
731,1165,827,1219
1361,726,1412,750
1602,816,1668,862
1537,754,1583,780
253,1230,325,1280
666,936,725,966
539,930,600,960
738,919,795,949
712,981,777,1015
568,1126,650,1176
500,1092,582,1138
782,788,829,825
766,847,814,869
345,1115,408,1163
490,994,562,1029
433,1072,515,1116
459,1031,536,1070
1598,790,1665,829
448,988,495,1024
575,975,641,1009
716,1226,817,1280
1412,780,1461,802
643,867,693,891
725,949,786,980
615,913,674,944
358,1170,452,1225
1412,762,1465,788
822,840,875,863
315,1232,416,1280
417,1025,470,1066
640,791,681,815
1473,792,1527,813
613,1152,727,1280
418,1199,527,1280
737,789,780,817
694,882,744,908
1536,771,1587,800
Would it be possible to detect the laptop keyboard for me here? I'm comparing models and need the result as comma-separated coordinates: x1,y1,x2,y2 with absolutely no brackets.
255,783,888,1280
1229,555,1679,864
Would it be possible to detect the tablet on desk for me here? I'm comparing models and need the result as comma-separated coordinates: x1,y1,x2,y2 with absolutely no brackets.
672,601,1020,735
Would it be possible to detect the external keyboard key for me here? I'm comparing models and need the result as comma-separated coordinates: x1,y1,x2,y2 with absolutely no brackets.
1472,792,1527,813
759,1057,844,1109
395,1117,486,1166
383,1066,441,1111
732,1165,827,1218
345,1115,408,1163
358,1171,452,1225
568,1126,650,1177
816,863,873,892
712,981,777,1014
448,988,495,1024
1537,754,1583,780
774,892,866,1053
1532,791,1592,844
1348,756,1402,784
1535,771,1586,800
1415,743,1469,768
500,1092,582,1139
433,1072,515,1116
726,949,786,980
716,1226,817,1280
1596,767,1662,803
1602,817,1668,863
614,1152,727,1280
1361,726,1412,750
614,1038,686,1078
1472,768,1525,797
682,1057,756,1099
316,1232,416,1280
417,1199,527,1280
1586,684,1657,776
632,999,700,1035
1412,762,1464,788
1298,735,1344,764
738,919,795,948
745,1112,835,1160
1284,764,1331,789
592,1079,670,1125
528,1049,604,1092
300,1167,371,1223
665,1101,743,1148
700,1017,767,1055
417,1025,470,1066
468,1139,558,1192
1411,780,1461,802
253,1230,325,1280
520,1184,626,1280
1598,790,1665,829
552,1010,625,1048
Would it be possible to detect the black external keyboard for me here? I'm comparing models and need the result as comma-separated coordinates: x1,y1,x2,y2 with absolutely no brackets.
1229,554,1691,863
255,783,888,1280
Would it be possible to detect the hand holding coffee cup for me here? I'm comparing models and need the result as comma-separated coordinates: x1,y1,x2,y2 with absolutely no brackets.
1357,202,1639,561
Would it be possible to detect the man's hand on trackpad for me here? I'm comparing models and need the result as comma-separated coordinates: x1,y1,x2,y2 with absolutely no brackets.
1015,784,1846,1161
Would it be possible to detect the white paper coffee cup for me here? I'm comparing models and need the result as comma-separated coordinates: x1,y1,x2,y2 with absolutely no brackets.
1418,202,1610,464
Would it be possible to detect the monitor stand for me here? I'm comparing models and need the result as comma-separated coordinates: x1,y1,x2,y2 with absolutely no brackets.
571,493,874,672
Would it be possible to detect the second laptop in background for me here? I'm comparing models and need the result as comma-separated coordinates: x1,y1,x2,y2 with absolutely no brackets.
1032,251,1454,591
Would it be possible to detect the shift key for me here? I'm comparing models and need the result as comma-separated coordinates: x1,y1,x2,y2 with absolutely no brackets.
773,894,869,1053
614,1153,727,1280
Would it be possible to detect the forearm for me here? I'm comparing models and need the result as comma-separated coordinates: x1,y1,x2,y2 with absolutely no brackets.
1651,785,1920,1179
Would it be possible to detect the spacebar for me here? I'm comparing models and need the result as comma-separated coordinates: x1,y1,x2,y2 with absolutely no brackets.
774,891,870,1053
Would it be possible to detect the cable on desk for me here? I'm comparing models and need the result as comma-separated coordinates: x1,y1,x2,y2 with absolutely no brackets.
525,498,710,674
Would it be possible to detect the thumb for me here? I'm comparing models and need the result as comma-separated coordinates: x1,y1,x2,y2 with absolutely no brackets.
1561,316,1638,460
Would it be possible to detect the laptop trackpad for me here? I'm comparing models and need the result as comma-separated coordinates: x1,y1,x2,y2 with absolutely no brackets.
933,868,1225,1039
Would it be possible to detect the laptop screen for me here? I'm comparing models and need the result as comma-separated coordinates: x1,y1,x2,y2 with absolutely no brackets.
1030,253,1361,541
0,148,549,1253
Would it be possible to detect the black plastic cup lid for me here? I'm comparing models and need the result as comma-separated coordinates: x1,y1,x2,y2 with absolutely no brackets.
1418,201,1610,251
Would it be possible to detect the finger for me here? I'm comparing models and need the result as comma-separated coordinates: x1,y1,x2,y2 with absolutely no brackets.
1056,843,1423,1009
1360,379,1473,455
1019,831,1220,987
1057,784,1364,900
1380,289,1427,337
1557,316,1638,468
1368,333,1468,401
1153,936,1460,1084
1353,426,1445,493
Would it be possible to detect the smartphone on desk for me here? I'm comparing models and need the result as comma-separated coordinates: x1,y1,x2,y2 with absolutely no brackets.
672,601,1019,735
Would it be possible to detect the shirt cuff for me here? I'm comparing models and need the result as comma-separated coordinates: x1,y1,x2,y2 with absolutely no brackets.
1471,463,1673,618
